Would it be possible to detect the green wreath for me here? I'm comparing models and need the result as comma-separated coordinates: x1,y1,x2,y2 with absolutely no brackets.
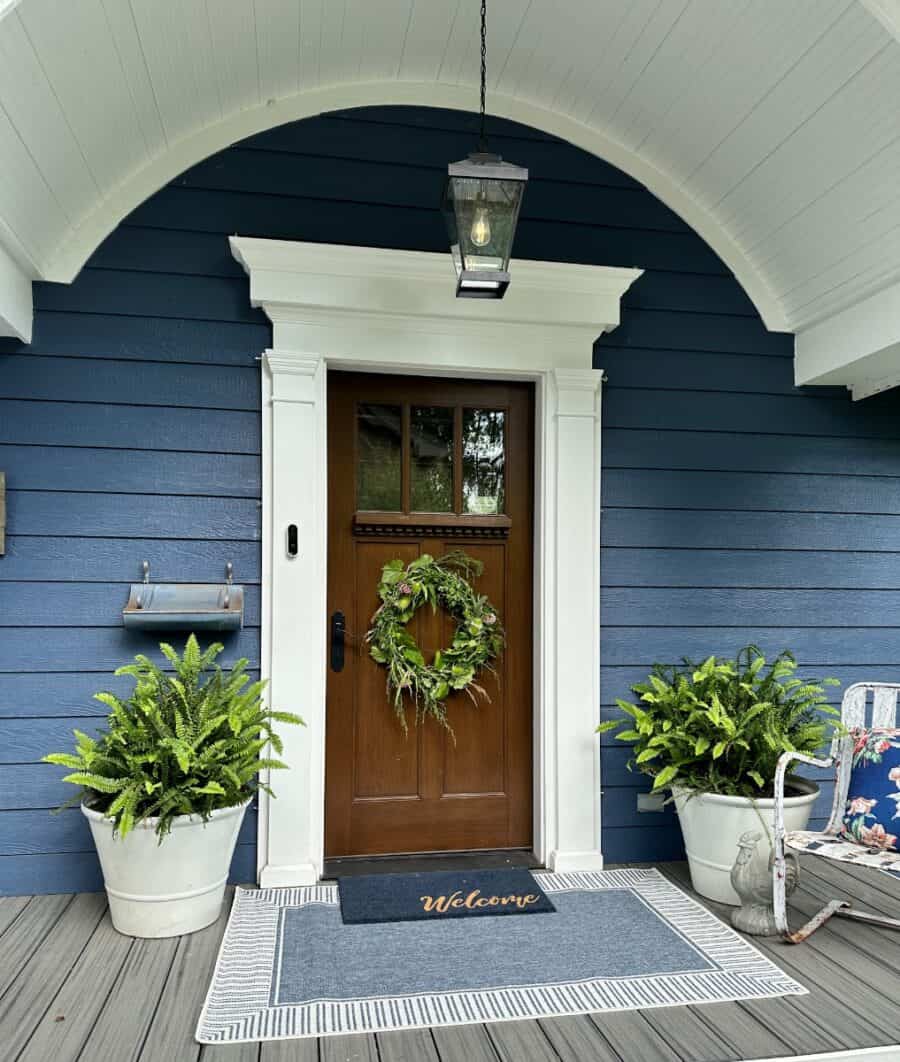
367,551,505,734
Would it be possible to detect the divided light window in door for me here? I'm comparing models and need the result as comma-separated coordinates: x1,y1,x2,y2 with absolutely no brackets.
356,402,507,519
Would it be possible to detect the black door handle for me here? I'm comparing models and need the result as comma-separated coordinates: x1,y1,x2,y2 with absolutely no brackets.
330,611,346,672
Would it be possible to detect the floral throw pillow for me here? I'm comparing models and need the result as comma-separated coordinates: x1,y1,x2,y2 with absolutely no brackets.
839,728,900,851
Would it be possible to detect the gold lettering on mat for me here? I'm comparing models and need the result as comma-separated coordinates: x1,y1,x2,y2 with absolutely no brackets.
420,890,541,913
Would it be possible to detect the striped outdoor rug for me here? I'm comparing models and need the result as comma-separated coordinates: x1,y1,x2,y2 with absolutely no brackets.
196,867,806,1044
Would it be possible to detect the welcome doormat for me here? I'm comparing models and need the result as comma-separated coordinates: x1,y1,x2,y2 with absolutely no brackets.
196,868,807,1044
337,868,555,924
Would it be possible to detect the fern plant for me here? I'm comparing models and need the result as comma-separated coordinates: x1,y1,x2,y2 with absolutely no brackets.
597,645,842,799
43,635,303,838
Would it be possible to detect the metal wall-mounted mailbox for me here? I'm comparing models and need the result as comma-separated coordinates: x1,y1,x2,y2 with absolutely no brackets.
122,562,244,632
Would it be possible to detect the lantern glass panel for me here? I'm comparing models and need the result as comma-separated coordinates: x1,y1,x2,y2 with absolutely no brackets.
449,175,522,275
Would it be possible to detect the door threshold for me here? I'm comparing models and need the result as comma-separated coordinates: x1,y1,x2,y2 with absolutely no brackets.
323,848,542,880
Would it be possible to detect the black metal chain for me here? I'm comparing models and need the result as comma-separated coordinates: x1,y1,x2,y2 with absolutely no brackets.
478,0,487,151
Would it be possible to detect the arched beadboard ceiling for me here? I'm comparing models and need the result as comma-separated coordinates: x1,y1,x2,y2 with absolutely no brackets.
2,0,900,385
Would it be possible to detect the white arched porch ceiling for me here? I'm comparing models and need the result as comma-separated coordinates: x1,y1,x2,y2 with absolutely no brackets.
2,0,900,394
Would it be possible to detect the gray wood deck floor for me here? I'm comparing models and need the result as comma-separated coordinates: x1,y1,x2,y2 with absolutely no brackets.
0,859,898,1062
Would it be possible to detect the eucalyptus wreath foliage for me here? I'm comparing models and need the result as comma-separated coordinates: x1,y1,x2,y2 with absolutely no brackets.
597,645,842,799
43,635,303,839
367,551,505,734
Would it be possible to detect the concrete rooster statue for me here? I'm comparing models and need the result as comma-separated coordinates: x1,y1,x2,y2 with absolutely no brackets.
730,830,799,935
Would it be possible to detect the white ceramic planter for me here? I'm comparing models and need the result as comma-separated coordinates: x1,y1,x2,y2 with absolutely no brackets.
82,798,250,937
673,779,818,905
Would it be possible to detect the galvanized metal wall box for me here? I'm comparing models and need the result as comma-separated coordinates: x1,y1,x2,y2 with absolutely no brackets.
122,561,243,631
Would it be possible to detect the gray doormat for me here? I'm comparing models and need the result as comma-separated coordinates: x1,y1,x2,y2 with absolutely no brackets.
196,868,806,1044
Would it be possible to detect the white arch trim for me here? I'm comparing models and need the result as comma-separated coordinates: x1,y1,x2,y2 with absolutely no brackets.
45,80,787,332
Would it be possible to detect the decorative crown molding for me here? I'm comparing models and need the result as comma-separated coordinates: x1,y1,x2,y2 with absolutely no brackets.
230,237,641,367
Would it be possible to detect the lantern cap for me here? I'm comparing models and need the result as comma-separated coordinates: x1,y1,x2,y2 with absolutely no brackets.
447,152,528,183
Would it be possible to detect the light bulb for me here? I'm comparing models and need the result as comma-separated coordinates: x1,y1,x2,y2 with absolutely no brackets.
470,206,491,247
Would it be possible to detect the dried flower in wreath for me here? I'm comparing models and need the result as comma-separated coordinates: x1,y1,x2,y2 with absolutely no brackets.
366,551,505,735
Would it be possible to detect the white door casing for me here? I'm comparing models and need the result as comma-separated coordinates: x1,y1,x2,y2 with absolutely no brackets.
230,237,642,886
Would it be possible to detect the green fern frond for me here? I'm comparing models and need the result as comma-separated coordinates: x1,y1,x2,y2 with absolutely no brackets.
44,638,304,838
62,772,127,794
600,644,840,799
42,752,83,769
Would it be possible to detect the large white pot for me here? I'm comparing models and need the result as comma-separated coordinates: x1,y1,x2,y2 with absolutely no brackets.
673,779,818,905
82,798,250,937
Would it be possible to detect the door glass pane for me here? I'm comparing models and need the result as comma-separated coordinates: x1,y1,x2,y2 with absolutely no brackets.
410,406,454,512
357,403,402,511
463,409,505,514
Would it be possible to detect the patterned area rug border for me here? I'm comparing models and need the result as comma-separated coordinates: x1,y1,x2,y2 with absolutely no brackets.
196,868,807,1044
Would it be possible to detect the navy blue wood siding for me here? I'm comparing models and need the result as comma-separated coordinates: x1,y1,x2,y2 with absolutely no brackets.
1,105,899,890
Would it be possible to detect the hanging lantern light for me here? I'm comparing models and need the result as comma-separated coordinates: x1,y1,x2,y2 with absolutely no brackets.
441,0,528,299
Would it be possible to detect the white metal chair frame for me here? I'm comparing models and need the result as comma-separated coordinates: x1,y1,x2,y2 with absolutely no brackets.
773,682,900,943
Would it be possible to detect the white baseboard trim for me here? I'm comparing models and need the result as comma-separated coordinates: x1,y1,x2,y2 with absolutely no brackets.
546,850,605,873
259,863,320,888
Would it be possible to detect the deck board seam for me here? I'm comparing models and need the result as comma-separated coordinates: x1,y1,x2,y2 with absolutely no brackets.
0,896,33,940
135,932,187,1062
486,1019,563,1062
0,895,75,1005
691,1000,795,1060
802,857,900,907
131,933,188,1062
641,1007,740,1062
14,898,111,1062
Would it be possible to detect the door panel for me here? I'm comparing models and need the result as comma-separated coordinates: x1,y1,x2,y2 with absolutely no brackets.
352,540,420,800
325,372,534,857
440,540,505,797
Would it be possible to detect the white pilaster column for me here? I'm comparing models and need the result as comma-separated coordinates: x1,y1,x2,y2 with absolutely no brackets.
546,368,604,872
258,351,327,886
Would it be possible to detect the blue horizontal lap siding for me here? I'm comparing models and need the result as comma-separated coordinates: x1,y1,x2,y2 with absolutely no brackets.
603,427,900,474
0,536,262,582
604,509,900,551
0,354,261,406
0,628,259,674
1,313,271,363
0,401,261,451
0,445,261,496
1,106,899,891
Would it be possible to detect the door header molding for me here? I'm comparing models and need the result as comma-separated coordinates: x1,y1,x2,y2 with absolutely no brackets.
231,237,642,885
230,236,642,370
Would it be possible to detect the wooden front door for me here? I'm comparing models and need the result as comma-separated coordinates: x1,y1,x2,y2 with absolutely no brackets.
325,372,534,858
